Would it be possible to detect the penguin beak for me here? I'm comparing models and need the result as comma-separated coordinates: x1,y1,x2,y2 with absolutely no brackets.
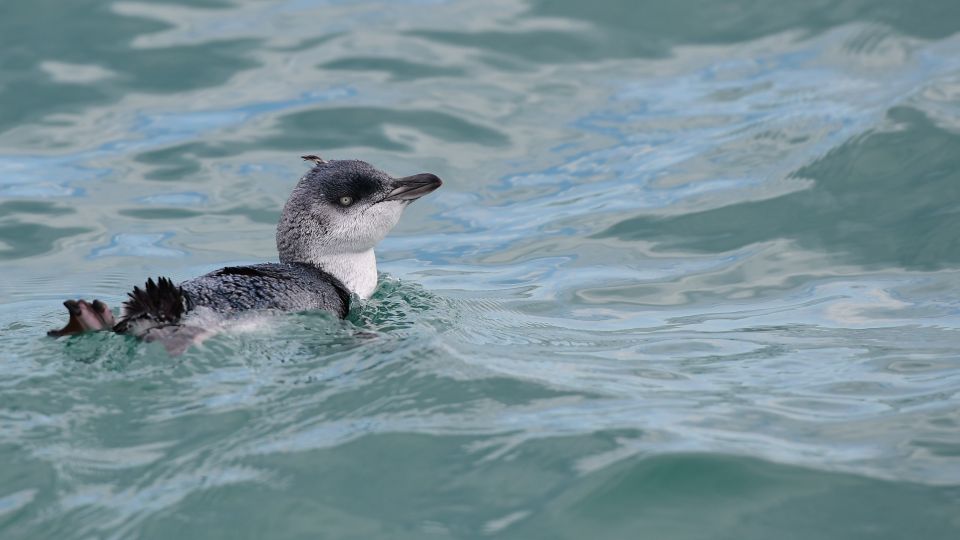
384,173,443,202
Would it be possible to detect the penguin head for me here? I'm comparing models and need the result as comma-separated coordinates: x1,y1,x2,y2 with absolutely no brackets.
277,158,442,263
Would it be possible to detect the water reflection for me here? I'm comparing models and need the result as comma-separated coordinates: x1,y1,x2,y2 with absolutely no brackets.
599,106,960,269
0,0,257,133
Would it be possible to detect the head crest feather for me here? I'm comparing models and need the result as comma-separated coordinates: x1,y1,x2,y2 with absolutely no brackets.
301,155,326,165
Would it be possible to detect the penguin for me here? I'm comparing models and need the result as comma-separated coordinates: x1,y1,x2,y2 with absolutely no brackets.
48,156,442,352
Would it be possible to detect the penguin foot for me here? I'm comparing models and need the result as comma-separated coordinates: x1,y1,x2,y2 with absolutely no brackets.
48,299,116,337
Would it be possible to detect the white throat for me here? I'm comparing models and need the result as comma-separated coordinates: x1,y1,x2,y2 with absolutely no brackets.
310,249,378,300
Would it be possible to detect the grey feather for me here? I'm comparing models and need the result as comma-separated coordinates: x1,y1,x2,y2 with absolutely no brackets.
52,157,441,352
181,263,350,317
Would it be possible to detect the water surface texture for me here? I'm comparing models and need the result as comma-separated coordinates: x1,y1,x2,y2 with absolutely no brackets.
2,0,960,538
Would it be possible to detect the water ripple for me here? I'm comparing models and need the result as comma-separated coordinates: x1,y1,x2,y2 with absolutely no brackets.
1,0,960,537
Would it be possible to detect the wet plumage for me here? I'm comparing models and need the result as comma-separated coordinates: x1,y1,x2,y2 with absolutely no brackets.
49,157,442,352
181,263,349,317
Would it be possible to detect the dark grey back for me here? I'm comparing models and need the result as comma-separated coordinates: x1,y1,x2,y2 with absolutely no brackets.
180,263,350,318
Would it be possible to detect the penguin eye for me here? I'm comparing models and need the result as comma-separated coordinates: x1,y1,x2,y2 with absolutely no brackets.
339,196,354,206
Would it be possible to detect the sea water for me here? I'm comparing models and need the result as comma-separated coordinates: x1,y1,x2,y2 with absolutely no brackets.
1,1,959,538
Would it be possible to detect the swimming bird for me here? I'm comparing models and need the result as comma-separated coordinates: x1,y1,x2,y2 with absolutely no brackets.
49,156,442,352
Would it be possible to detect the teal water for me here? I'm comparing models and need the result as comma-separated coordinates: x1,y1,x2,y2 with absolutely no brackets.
2,0,960,537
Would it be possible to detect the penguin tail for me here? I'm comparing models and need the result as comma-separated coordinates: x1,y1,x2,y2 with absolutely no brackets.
112,277,188,337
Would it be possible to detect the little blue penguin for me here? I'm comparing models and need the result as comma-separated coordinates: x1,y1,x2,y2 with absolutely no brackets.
49,156,442,352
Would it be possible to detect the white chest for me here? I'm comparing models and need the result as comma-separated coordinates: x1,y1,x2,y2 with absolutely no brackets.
309,249,378,300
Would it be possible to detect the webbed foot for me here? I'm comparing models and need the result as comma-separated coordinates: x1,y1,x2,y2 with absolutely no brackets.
48,299,116,337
